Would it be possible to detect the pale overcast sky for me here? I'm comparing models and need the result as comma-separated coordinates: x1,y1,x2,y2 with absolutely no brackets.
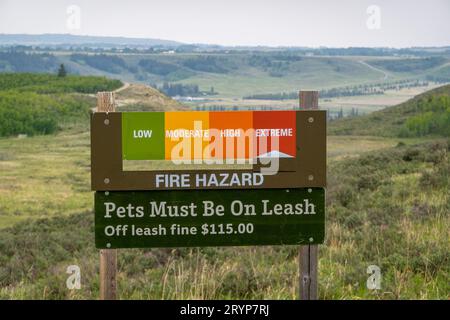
0,0,449,47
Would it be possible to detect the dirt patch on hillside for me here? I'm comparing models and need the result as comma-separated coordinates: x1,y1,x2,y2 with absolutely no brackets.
115,83,187,111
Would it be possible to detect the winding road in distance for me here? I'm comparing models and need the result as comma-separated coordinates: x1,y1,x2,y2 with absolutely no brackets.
358,60,389,80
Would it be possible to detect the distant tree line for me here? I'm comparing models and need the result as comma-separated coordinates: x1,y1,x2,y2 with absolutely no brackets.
247,54,293,77
138,59,179,76
4,44,448,58
427,75,450,83
193,105,286,111
182,56,230,73
0,73,122,94
426,66,450,83
370,57,446,73
401,95,450,137
243,92,297,100
70,54,132,74
0,51,57,72
327,107,360,121
243,79,431,100
152,82,217,97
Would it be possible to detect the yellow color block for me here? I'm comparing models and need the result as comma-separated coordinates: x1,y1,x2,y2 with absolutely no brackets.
165,111,210,161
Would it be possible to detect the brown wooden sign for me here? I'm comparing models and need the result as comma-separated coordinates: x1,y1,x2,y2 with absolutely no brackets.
91,110,326,191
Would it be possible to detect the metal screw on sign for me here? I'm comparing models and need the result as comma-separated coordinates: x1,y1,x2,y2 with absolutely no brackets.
104,119,110,125
106,243,111,248
308,188,312,193
309,237,314,242
308,117,314,123
104,178,110,184
105,191,109,196
308,175,314,181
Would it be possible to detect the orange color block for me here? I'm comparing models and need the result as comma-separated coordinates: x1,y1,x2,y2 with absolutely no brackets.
164,111,210,161
208,111,254,160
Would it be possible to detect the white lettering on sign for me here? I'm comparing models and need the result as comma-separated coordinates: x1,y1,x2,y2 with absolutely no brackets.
132,224,166,236
230,200,257,216
133,130,153,138
154,173,264,188
202,201,225,216
261,199,316,215
103,202,145,218
149,201,198,217
165,129,209,138
220,129,241,137
255,128,293,137
101,199,317,220
195,173,264,187
156,174,191,188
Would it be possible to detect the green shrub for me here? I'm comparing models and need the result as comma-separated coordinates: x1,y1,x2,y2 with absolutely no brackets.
329,84,450,138
0,73,122,136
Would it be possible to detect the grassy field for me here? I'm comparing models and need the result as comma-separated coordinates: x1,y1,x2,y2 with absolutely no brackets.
0,126,92,228
330,84,450,136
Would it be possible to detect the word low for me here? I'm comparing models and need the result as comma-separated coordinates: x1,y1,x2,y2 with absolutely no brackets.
133,130,152,138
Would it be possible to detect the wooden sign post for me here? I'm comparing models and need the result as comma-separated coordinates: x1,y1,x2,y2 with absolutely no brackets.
96,92,117,300
299,90,319,300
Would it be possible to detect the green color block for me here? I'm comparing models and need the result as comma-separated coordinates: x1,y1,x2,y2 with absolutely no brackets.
122,112,165,160
95,188,325,248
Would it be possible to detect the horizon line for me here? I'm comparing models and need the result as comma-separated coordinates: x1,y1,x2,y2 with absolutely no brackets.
1,33,450,50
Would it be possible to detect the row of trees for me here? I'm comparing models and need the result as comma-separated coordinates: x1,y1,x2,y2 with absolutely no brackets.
0,73,122,94
243,79,431,100
402,95,450,136
327,108,360,121
152,82,216,97
426,66,450,83
70,54,132,74
182,56,230,73
0,91,91,136
0,51,57,73
370,57,446,72
138,59,179,76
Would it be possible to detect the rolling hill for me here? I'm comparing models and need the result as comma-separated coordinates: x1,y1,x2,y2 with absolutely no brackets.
2,50,450,99
329,84,450,137
0,33,182,48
